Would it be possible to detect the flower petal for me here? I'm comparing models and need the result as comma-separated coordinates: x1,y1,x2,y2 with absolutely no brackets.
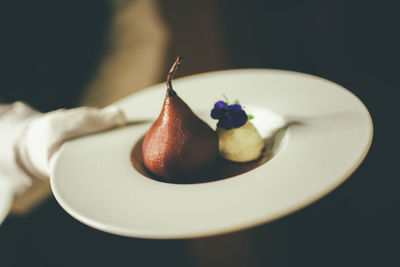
211,101,228,119
231,109,248,128
227,104,242,111
217,115,233,130
210,108,221,119
215,101,228,109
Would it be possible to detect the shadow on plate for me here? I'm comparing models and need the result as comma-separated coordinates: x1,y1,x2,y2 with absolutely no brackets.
130,122,293,184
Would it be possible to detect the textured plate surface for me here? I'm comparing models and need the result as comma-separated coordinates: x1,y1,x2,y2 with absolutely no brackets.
51,69,373,239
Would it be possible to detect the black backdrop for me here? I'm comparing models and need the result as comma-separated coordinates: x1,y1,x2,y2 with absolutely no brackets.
0,0,398,266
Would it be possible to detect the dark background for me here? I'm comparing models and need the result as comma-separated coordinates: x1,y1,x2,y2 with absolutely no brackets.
0,0,399,266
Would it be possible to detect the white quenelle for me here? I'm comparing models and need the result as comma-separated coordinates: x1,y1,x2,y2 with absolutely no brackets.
217,121,264,162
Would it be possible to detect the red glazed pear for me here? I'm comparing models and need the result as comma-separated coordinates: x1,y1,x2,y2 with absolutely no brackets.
142,57,218,180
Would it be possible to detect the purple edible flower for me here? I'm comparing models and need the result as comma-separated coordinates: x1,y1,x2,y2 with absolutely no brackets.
211,101,248,130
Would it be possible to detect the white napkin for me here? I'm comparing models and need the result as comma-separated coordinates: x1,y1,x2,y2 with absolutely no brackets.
0,102,127,199
0,102,40,195
16,105,126,181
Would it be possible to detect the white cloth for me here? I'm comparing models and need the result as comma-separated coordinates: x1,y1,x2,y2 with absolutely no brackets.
0,102,127,197
0,102,40,196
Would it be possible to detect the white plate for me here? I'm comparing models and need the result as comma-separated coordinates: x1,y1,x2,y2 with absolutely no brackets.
50,69,373,239
0,179,13,225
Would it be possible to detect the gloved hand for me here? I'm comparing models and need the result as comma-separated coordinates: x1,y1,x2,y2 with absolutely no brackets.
0,102,126,221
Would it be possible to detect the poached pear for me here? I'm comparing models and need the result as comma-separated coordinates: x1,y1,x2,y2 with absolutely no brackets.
142,56,218,180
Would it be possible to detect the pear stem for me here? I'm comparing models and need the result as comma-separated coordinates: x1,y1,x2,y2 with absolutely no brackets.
167,56,185,96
